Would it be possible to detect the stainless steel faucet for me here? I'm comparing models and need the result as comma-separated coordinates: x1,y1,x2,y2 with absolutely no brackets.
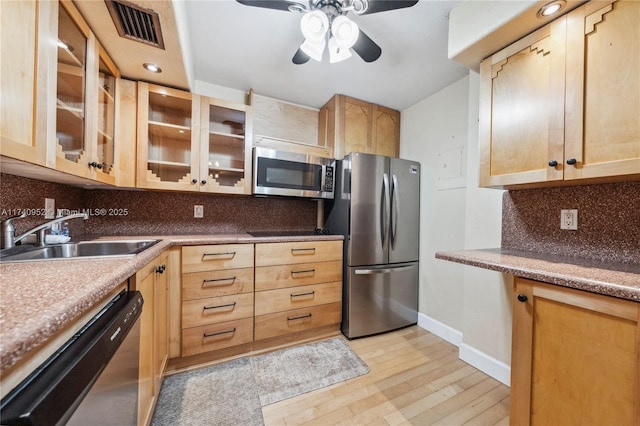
1,212,89,249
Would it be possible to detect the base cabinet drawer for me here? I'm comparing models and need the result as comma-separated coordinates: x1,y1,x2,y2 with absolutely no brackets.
182,293,254,328
182,318,254,357
255,302,342,341
255,241,342,266
182,268,254,300
255,281,342,316
182,244,254,273
255,260,342,291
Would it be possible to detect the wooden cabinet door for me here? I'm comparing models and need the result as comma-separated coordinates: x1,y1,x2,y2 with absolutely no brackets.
511,278,640,425
564,0,640,180
372,104,400,158
135,261,156,426
0,0,50,165
342,96,373,157
479,19,566,188
137,82,200,191
198,96,253,194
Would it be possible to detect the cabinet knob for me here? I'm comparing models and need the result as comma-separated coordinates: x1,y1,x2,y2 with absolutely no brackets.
566,158,577,165
156,264,166,274
548,160,558,167
191,179,198,184
201,180,207,185
517,294,528,303
88,161,102,169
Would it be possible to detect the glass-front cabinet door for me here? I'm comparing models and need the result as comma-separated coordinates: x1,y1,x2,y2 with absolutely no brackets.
137,83,199,191
200,98,252,194
55,1,88,168
94,47,118,182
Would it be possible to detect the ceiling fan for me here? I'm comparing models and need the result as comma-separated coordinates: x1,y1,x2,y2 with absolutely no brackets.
236,0,419,64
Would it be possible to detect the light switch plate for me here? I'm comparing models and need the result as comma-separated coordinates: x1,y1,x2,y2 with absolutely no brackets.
194,205,204,219
560,209,578,230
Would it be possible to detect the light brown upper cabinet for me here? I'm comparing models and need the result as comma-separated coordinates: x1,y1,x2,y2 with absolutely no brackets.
479,0,639,189
319,94,400,159
137,83,253,194
0,0,47,165
0,0,135,187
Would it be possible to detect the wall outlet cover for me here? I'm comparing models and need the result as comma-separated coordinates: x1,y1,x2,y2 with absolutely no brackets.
194,205,204,219
44,198,55,219
560,209,578,230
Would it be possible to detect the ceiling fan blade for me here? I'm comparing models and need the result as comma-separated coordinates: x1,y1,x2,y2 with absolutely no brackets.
235,0,302,12
352,29,382,62
292,47,310,64
358,0,419,15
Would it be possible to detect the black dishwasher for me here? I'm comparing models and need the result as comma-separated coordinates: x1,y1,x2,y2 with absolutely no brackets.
0,290,143,425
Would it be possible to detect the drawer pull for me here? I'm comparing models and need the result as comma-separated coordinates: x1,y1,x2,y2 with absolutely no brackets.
288,313,312,321
203,302,237,310
290,291,315,298
203,328,236,338
291,248,315,255
291,269,316,276
202,251,236,260
202,276,236,287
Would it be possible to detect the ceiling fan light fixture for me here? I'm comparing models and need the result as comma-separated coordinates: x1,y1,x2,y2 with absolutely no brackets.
350,0,369,14
331,16,359,49
301,10,329,42
328,37,352,63
301,38,326,62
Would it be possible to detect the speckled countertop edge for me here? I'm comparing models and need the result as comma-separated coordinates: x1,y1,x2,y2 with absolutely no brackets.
435,248,640,301
0,233,344,374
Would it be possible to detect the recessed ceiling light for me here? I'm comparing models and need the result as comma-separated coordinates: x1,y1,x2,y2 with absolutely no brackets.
537,0,566,18
143,63,162,73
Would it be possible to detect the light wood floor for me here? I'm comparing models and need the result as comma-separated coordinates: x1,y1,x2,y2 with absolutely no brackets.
262,325,510,426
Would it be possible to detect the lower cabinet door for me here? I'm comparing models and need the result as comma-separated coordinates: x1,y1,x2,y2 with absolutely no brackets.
182,318,254,357
254,302,342,341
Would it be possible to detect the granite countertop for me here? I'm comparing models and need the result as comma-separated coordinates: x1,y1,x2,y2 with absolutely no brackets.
0,233,344,375
436,248,640,301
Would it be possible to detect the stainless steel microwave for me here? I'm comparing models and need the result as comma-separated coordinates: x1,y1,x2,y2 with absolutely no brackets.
252,147,335,199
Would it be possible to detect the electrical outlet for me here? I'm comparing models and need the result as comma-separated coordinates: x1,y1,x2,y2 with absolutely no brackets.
44,198,55,219
560,209,578,230
194,205,204,219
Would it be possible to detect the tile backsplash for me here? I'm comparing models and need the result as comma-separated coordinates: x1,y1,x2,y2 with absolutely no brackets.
0,174,318,237
502,182,640,264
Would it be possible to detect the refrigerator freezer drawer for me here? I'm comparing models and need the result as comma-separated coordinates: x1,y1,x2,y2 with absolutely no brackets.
343,262,418,339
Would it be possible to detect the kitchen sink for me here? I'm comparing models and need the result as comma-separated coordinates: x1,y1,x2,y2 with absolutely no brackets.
0,239,160,263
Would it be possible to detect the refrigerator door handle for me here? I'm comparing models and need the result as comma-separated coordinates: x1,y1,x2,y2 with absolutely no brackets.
355,265,415,274
381,173,390,249
391,174,399,249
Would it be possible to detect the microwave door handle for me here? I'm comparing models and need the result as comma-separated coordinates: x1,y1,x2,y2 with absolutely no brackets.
321,164,326,192
381,173,390,249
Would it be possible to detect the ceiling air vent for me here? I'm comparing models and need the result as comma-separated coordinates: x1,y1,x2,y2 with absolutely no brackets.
105,0,165,49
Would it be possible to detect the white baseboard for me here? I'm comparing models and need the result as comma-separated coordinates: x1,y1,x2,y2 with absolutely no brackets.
417,313,462,346
459,343,511,386
417,313,511,386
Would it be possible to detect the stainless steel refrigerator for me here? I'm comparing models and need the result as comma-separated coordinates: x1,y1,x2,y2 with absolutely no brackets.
324,153,420,339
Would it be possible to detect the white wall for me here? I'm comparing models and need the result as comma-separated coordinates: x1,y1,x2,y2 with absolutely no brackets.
400,73,512,385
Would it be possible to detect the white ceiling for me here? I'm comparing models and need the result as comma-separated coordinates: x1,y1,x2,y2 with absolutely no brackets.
179,0,470,110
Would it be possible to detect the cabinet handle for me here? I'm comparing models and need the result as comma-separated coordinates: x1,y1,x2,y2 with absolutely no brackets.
201,180,207,185
290,291,315,298
566,158,577,165
291,248,315,255
192,179,198,184
155,264,166,274
287,313,312,321
202,276,236,287
517,294,528,303
203,302,236,310
202,251,236,260
203,328,236,338
548,160,558,167
291,269,315,276
88,161,103,169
